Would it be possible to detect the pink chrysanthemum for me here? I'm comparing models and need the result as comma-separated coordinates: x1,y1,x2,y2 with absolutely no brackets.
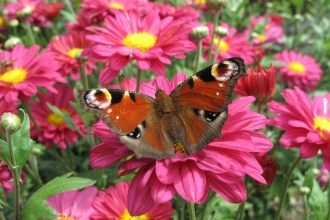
315,164,329,187
80,0,148,23
46,31,96,80
150,2,200,21
46,186,98,220
66,13,96,32
203,23,254,64
0,162,26,197
3,0,52,27
247,15,284,45
0,44,66,102
83,10,196,84
274,50,323,91
0,99,18,116
90,181,175,219
89,74,273,215
29,84,87,150
268,87,330,171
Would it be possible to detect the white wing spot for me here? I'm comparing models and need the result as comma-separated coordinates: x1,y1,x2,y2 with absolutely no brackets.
116,116,119,119
218,83,224,87
216,92,220,96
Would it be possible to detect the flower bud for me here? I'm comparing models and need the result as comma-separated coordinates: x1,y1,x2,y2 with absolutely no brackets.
75,49,88,62
9,19,19,27
0,112,21,134
190,26,209,41
299,186,310,195
4,37,22,50
205,0,228,11
214,26,228,37
16,5,33,19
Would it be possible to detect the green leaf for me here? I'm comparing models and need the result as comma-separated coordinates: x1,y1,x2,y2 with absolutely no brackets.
0,142,11,165
20,173,96,220
46,103,84,136
308,179,328,219
302,168,314,199
12,109,35,174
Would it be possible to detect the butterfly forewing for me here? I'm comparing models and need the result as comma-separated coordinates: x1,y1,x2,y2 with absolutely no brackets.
80,89,153,135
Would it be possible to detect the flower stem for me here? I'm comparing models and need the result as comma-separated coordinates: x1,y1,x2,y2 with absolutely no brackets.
51,146,73,173
302,193,308,219
212,36,222,64
6,132,20,220
25,21,36,45
274,155,302,220
193,39,203,74
207,11,220,65
0,128,6,141
187,202,196,220
21,102,40,132
80,61,89,90
135,68,142,92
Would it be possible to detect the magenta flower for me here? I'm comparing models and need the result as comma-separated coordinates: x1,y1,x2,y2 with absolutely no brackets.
0,162,26,197
29,84,87,150
83,10,196,84
46,186,98,220
90,181,175,219
3,0,52,27
150,2,200,21
0,44,66,102
89,74,273,215
203,23,254,64
316,164,329,187
46,31,96,80
268,87,330,171
274,50,323,91
0,99,18,116
80,0,148,23
247,15,284,45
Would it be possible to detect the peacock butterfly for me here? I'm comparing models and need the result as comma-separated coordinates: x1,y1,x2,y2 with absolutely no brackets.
79,57,247,160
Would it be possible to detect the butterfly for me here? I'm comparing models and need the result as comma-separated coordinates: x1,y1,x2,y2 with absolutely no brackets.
80,57,247,160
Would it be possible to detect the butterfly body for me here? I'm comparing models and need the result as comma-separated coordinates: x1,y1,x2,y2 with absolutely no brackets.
80,57,247,160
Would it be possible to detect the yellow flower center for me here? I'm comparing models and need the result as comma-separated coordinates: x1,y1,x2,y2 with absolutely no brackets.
0,16,4,27
313,117,330,140
288,62,306,74
46,109,67,126
120,209,149,220
214,38,229,53
195,0,205,4
57,216,74,220
108,2,124,9
122,32,157,52
173,141,186,155
257,34,266,41
67,48,82,59
0,68,27,84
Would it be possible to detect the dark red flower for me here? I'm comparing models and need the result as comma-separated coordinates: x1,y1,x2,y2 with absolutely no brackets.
234,63,275,106
253,153,278,185
35,2,64,20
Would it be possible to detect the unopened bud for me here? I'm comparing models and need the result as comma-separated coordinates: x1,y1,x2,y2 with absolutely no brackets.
190,26,209,41
214,26,228,37
299,186,310,195
9,19,19,27
4,37,22,50
16,5,33,19
0,112,21,134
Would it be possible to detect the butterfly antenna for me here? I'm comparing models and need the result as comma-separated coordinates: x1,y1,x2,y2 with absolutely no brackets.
119,73,156,92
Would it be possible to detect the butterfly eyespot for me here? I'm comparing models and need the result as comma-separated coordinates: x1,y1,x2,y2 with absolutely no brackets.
205,111,220,122
127,127,141,139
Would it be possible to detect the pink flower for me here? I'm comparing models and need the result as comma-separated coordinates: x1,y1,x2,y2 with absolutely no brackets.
66,13,95,32
90,181,174,219
29,84,87,150
268,87,330,171
0,99,18,116
315,164,329,187
89,74,273,215
150,2,200,21
247,15,284,45
0,162,26,197
83,10,196,84
80,0,148,23
46,186,98,220
3,0,52,27
274,50,323,91
0,44,66,102
46,31,96,80
203,23,254,64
